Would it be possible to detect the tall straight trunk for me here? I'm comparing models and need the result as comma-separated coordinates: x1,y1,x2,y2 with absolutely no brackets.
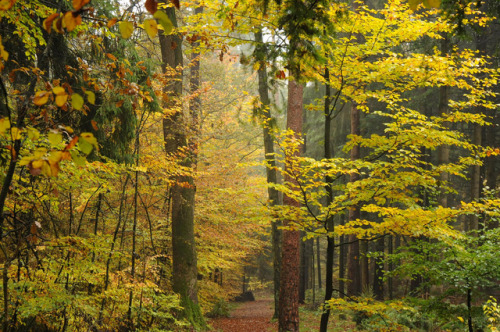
316,238,321,289
388,235,393,300
320,69,336,332
347,102,361,297
254,29,282,318
279,79,303,332
468,124,481,231
299,234,306,304
339,221,345,298
438,36,450,209
373,237,384,300
159,8,204,328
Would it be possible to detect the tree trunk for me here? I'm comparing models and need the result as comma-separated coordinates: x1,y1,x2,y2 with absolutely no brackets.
468,124,481,231
254,29,282,318
159,8,204,328
373,237,384,300
438,36,450,209
320,69,336,332
347,102,361,297
316,238,321,289
279,79,303,332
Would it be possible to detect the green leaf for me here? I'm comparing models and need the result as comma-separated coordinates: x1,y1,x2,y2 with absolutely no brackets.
119,21,134,39
48,131,62,147
153,10,173,35
71,93,84,110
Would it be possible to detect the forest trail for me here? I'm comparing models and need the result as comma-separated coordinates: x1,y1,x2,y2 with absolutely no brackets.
209,295,278,331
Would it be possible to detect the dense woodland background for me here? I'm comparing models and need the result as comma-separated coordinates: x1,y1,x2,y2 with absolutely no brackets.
0,0,500,331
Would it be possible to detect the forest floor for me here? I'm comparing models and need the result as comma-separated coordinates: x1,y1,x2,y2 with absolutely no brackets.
208,292,358,331
209,293,277,332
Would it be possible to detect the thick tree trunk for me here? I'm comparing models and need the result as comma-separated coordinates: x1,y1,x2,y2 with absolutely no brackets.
159,8,204,328
279,79,303,332
254,29,282,318
347,102,361,297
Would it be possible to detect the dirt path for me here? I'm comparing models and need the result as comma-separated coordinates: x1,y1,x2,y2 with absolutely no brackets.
209,296,278,332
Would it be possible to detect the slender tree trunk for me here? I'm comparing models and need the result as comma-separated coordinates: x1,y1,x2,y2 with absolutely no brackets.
339,218,345,298
388,235,393,300
279,79,303,332
316,238,322,289
347,102,361,297
159,8,204,328
320,68,336,332
438,36,450,209
468,124,481,231
373,237,384,300
254,28,282,318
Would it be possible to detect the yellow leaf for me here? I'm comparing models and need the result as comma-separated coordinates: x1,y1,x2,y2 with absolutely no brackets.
10,127,22,140
0,0,15,11
85,91,95,105
33,148,47,159
63,11,82,32
43,13,59,33
408,0,422,10
143,19,158,38
71,93,84,110
80,132,97,146
153,10,173,35
119,21,134,39
458,316,464,323
426,0,440,8
53,86,68,107
41,160,52,176
49,150,63,163
0,37,9,73
0,118,10,135
32,160,44,169
48,160,60,177
27,127,40,141
33,91,51,106
48,131,62,146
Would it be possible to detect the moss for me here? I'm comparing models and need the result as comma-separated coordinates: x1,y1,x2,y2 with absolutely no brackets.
180,296,207,331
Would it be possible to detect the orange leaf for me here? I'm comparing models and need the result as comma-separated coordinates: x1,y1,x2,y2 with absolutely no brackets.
33,91,51,106
0,0,15,11
64,136,79,151
107,18,118,28
63,11,82,32
91,120,98,131
43,13,59,33
145,0,157,14
73,0,90,11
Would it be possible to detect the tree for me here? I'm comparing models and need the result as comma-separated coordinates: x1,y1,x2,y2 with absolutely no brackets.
158,5,205,328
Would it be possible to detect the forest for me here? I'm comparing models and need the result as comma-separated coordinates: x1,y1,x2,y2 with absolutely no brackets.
0,0,499,331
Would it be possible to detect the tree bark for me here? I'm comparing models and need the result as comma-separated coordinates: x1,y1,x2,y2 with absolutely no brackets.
347,102,361,297
373,237,384,300
279,79,303,332
254,29,282,318
159,7,204,328
320,68,336,332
